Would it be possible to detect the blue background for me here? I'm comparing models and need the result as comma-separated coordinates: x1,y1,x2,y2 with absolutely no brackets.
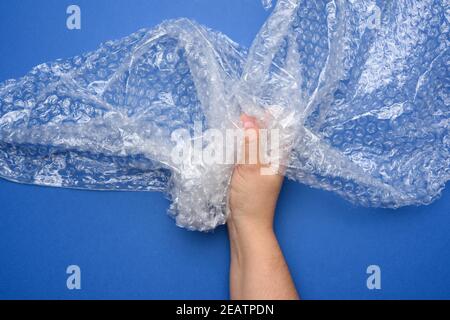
0,0,449,299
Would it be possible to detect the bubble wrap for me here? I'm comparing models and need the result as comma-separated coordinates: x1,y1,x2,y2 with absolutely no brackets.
0,0,449,231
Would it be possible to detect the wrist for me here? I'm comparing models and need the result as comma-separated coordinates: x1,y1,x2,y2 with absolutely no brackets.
228,207,275,233
229,217,274,238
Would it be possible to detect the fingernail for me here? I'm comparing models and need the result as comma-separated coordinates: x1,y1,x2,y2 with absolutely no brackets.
243,120,255,129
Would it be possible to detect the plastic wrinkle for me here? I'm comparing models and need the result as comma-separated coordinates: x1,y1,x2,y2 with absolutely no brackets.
0,0,449,231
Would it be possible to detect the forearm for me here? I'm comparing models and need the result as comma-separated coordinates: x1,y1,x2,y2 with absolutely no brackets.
228,218,299,300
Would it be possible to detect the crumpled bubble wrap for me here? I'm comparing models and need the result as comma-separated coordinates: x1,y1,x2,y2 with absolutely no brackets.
0,0,449,231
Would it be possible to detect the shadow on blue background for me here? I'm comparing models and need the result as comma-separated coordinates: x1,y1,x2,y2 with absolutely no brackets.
0,0,449,299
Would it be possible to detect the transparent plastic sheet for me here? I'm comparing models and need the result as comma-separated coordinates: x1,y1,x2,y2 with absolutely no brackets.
0,0,449,231
261,0,274,10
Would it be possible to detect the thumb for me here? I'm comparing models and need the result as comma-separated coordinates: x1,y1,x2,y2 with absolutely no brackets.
239,114,260,166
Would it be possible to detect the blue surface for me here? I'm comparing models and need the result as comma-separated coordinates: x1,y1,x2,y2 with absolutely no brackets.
0,0,449,299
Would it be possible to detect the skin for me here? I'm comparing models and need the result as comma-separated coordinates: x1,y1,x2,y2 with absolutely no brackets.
227,114,300,300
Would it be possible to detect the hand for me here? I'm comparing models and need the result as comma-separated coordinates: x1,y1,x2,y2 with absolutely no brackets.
228,114,284,233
